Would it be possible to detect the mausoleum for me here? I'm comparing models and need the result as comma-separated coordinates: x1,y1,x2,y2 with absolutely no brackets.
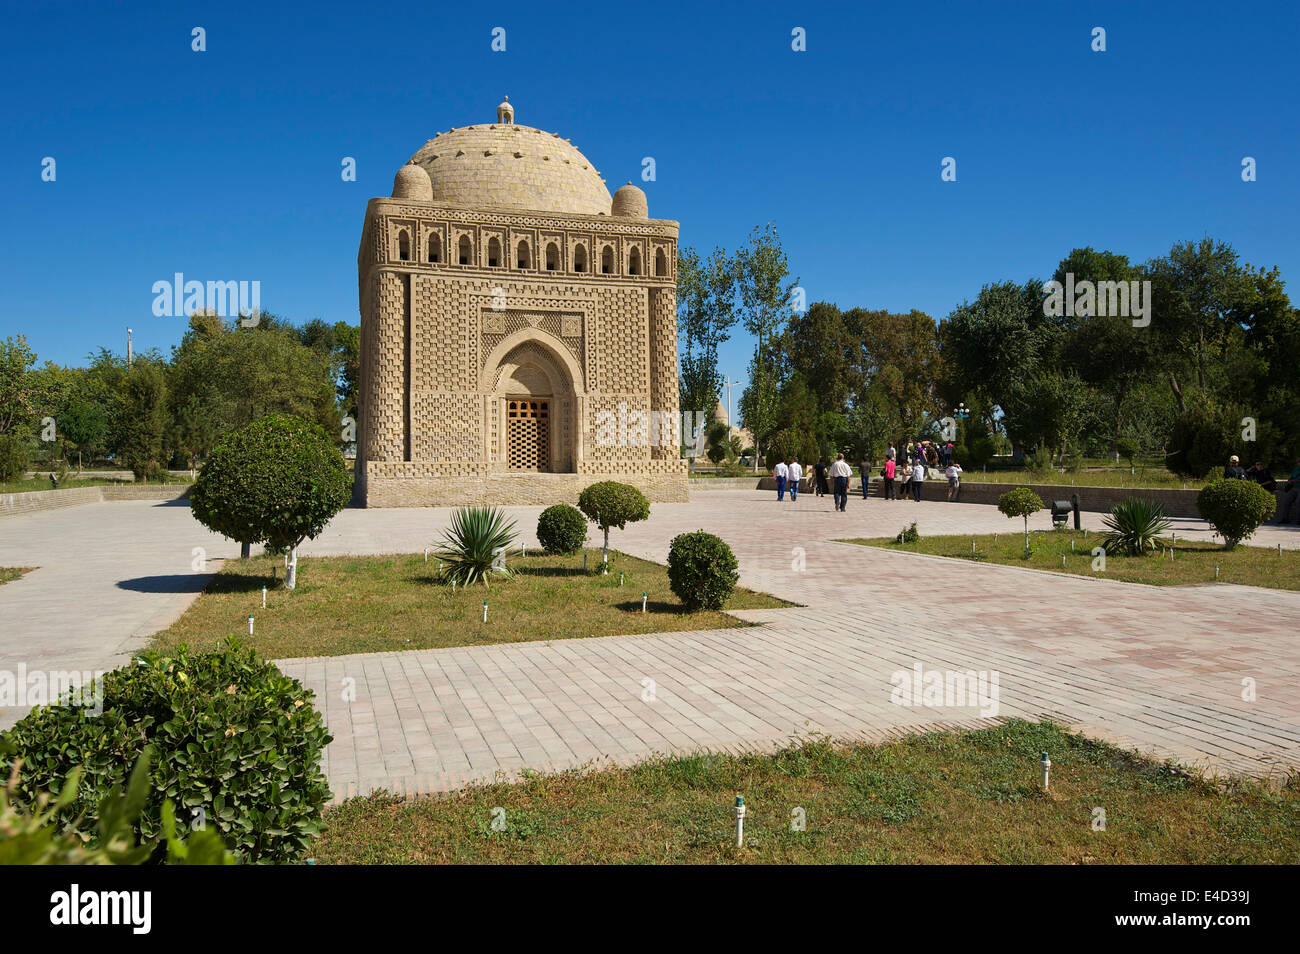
355,98,688,507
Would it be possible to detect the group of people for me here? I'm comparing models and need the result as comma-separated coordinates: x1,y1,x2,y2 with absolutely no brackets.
1223,454,1300,524
774,454,855,510
771,439,965,508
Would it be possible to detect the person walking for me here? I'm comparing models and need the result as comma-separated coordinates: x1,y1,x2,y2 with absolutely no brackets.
789,458,803,501
886,443,896,462
814,459,830,497
945,460,963,501
859,459,871,499
911,457,926,502
774,459,789,501
883,456,897,499
830,453,852,511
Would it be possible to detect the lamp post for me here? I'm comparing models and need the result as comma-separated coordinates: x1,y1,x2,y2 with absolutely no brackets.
126,328,133,366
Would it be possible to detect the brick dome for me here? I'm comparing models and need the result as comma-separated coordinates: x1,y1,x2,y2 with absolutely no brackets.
611,182,648,219
407,108,612,215
391,161,433,201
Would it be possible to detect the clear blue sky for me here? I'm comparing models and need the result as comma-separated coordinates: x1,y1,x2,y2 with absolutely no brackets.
2,0,1295,388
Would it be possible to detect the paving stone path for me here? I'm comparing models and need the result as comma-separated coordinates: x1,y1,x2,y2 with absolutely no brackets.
3,492,1298,793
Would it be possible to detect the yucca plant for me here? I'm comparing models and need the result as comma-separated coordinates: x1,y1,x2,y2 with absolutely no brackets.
1101,497,1172,556
435,507,518,586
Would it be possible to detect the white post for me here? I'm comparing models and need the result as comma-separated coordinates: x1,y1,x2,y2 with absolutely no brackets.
642,592,647,613
1040,752,1051,792
483,601,488,623
248,614,254,636
261,586,266,608
734,796,746,847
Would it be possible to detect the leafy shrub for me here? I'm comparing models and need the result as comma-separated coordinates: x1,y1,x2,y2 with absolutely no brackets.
0,639,331,864
536,504,587,555
998,488,1044,557
894,522,919,544
436,506,518,585
1102,498,1172,556
578,481,651,568
1164,402,1258,479
0,746,235,865
190,414,351,587
1025,443,1054,474
0,433,29,482
1116,435,1140,467
667,531,739,612
1197,478,1276,549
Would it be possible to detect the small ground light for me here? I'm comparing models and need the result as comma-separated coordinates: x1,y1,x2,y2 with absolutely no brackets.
482,601,488,622
642,592,647,613
261,586,266,608
1215,565,1220,579
583,553,588,573
1061,555,1066,567
735,795,746,847
248,614,254,636
619,571,624,586
1040,751,1051,792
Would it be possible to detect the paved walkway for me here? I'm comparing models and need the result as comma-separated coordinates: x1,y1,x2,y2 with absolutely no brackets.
3,492,1299,791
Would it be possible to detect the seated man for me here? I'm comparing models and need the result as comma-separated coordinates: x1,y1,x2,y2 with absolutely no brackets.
1276,458,1300,524
1246,460,1277,493
1224,455,1246,479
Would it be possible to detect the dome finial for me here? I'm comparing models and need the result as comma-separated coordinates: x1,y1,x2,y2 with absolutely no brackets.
497,96,514,124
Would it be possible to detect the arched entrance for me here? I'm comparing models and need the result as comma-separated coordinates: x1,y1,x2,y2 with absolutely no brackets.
486,335,581,472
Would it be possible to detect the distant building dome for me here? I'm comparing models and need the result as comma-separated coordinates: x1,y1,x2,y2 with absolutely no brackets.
611,181,648,219
405,99,612,215
713,398,728,426
392,161,433,201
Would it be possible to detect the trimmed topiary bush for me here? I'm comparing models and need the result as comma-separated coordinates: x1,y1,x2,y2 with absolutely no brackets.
667,530,739,612
1197,478,1276,549
894,522,919,544
190,414,351,587
998,487,1044,557
0,638,332,864
536,503,587,555
578,481,651,570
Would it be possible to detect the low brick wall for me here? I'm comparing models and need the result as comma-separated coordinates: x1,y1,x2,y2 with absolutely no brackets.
0,484,190,518
360,471,689,507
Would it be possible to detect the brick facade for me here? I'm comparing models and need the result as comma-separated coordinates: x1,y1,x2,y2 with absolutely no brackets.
356,103,688,507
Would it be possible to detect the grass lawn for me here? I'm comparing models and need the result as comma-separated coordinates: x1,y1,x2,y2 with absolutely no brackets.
840,529,1300,591
151,548,793,659
0,476,189,494
312,719,1300,864
0,567,34,586
950,465,1203,491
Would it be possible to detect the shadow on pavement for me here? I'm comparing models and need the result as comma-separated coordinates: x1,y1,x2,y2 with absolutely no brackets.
116,573,213,594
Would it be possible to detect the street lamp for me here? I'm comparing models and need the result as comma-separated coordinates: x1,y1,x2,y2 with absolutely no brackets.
126,328,133,366
954,402,969,420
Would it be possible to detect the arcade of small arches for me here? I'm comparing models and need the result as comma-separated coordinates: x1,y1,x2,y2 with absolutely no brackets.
394,230,668,278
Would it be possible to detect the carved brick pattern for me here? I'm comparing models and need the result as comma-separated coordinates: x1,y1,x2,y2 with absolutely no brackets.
592,287,647,394
412,276,476,391
410,391,480,461
648,287,680,460
481,309,583,372
361,271,407,461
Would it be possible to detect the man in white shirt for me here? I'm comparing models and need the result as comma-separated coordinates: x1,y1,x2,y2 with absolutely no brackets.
911,458,926,501
788,458,803,501
774,459,789,501
945,461,963,501
829,453,852,511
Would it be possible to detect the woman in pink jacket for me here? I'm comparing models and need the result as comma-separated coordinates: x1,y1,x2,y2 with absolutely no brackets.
883,457,897,500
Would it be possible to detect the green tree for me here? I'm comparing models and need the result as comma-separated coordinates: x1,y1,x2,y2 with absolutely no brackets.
677,246,737,424
736,224,797,467
998,487,1044,557
116,359,169,480
0,335,38,438
189,415,351,586
577,481,651,570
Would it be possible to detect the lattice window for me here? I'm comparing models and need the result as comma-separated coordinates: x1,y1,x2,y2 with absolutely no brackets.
507,399,549,471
